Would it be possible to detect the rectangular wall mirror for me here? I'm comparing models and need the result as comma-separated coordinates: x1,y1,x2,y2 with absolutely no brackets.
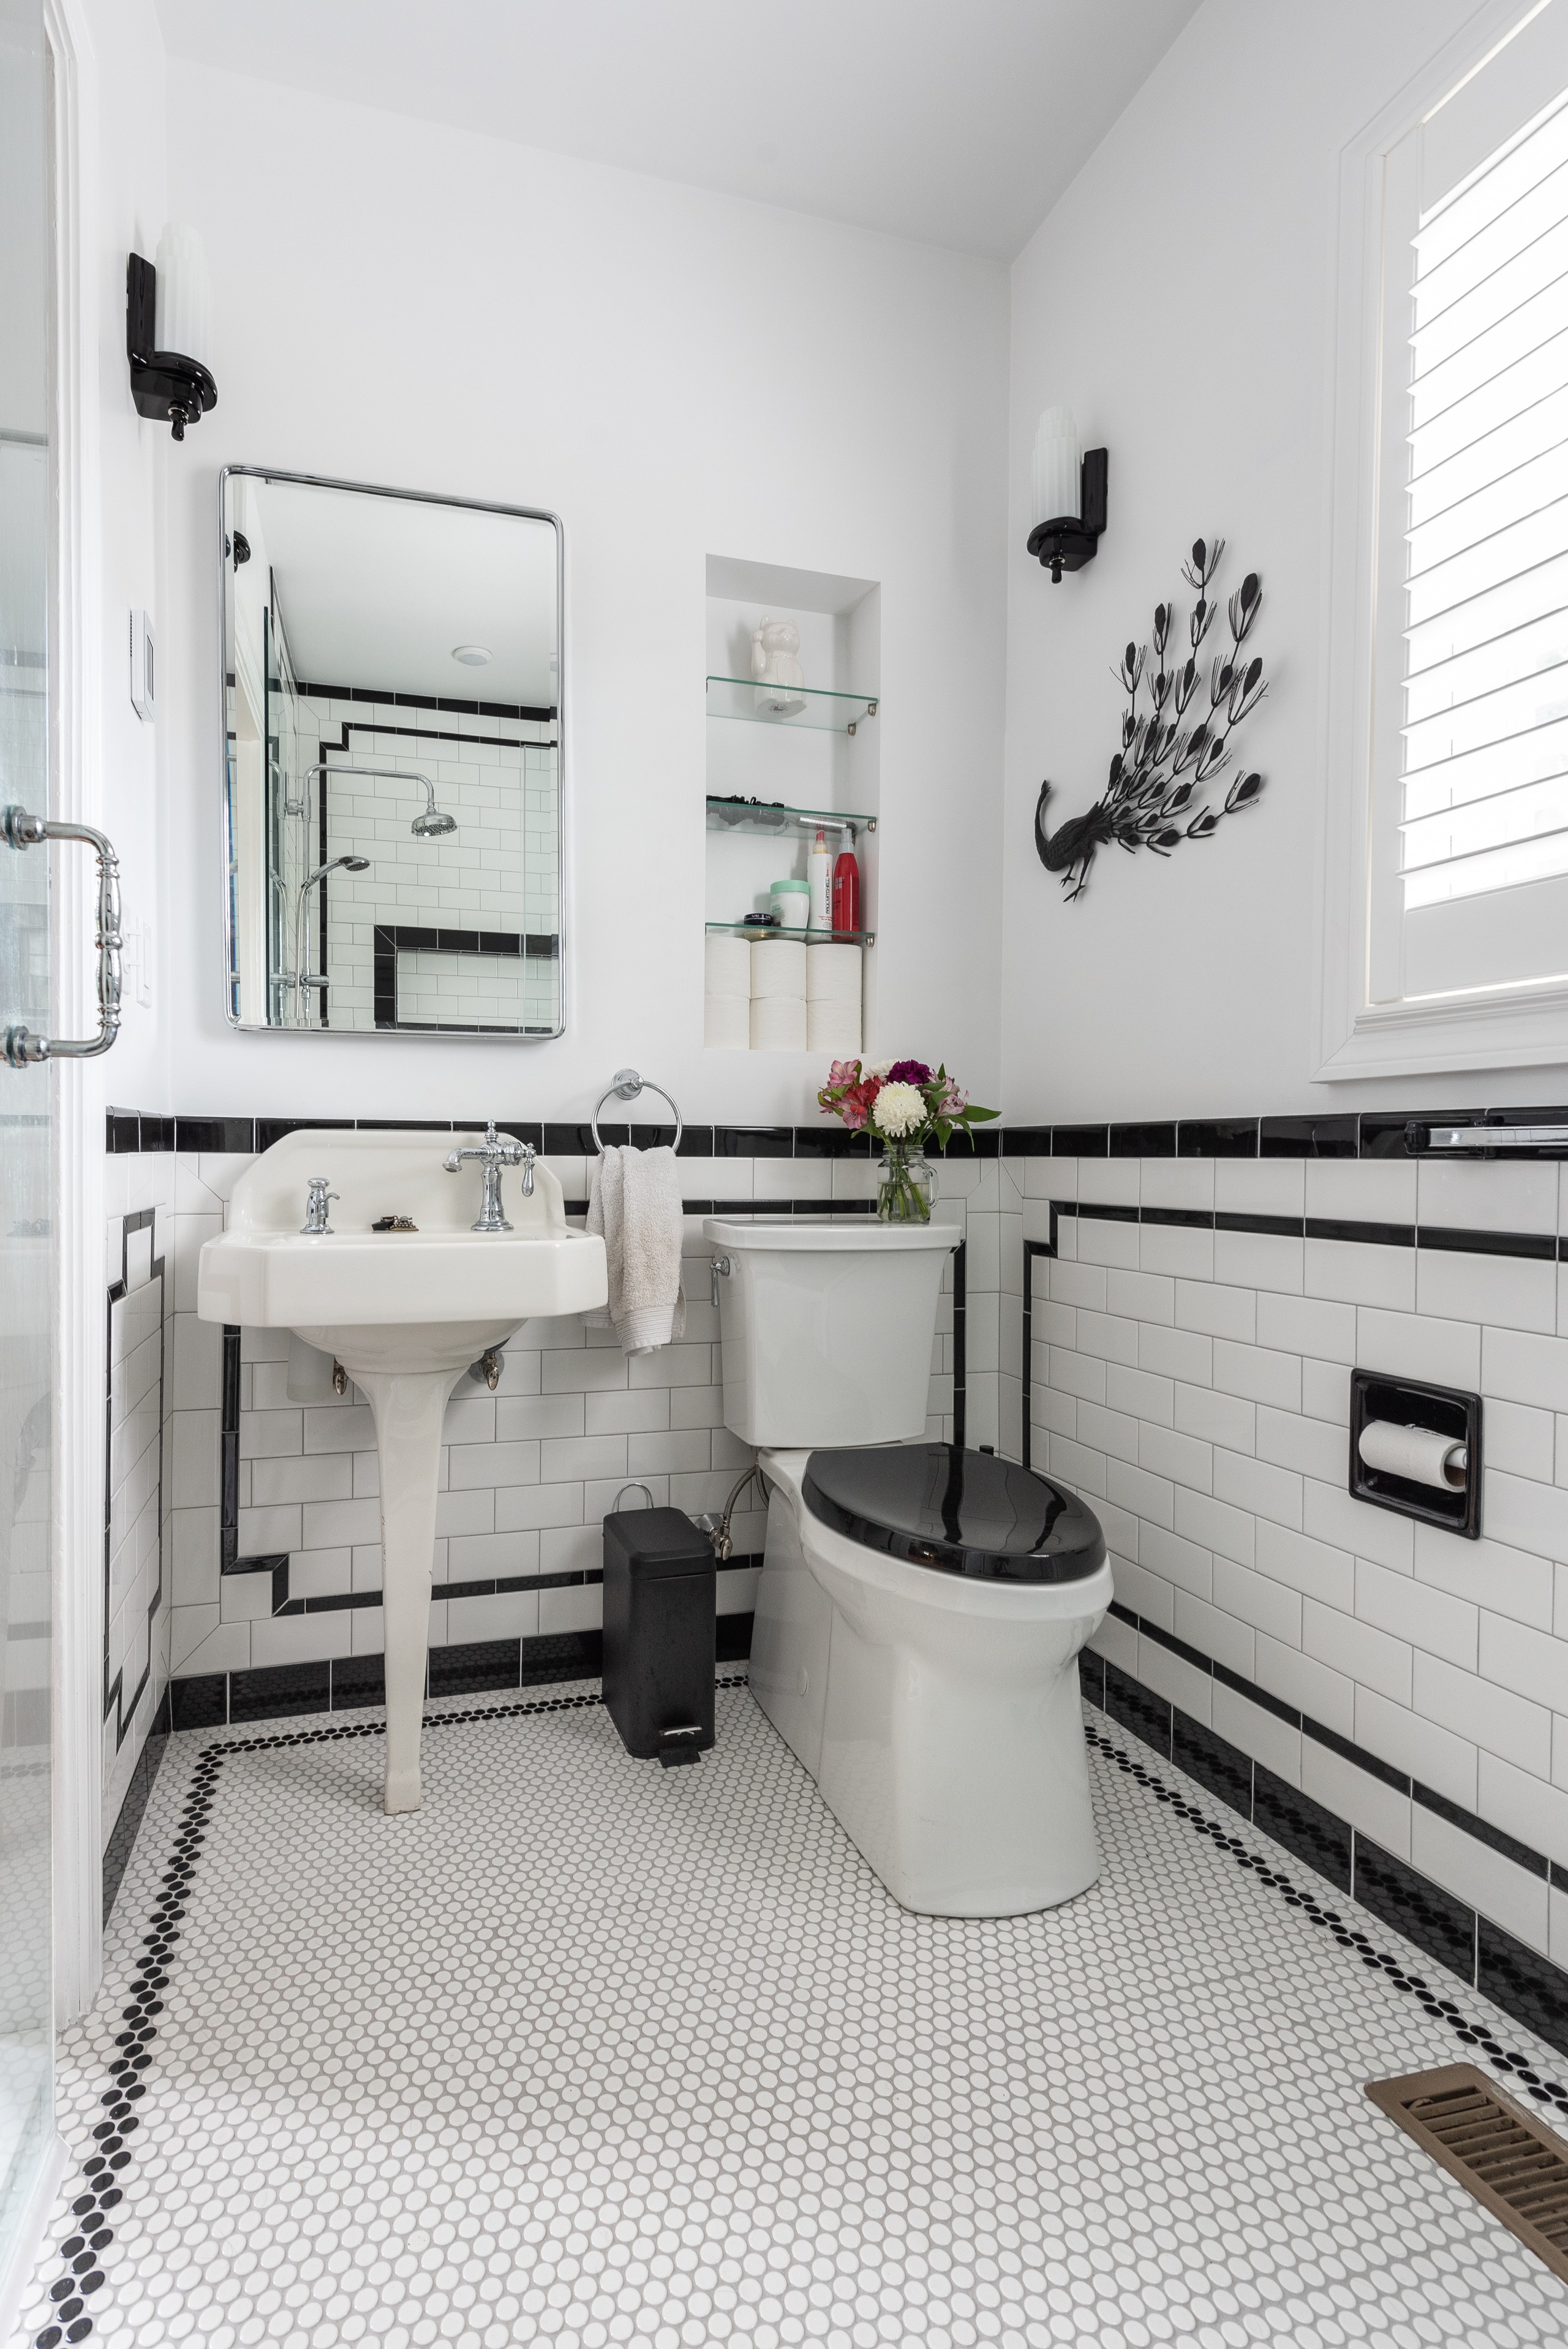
221,468,563,1037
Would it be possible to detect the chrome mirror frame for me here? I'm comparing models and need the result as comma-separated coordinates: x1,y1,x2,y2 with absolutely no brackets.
219,464,565,1041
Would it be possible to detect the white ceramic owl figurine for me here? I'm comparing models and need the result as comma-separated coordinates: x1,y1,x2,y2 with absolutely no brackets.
751,618,805,688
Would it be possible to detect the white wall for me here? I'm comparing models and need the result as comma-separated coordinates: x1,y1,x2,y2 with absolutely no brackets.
157,60,1009,1125
998,0,1568,1126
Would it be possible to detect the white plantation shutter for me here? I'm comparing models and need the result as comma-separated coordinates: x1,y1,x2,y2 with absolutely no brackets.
1372,0,1568,1006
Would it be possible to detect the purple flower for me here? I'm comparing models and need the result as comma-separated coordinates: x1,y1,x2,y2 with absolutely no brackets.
886,1059,933,1086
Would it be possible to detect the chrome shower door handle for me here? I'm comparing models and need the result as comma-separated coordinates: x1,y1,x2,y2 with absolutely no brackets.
1,806,123,1067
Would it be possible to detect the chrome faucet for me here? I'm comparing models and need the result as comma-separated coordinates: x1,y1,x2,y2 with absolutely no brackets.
443,1120,533,1233
301,1176,338,1235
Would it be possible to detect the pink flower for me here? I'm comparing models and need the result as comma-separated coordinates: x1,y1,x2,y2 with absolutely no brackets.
939,1083,968,1118
826,1059,861,1088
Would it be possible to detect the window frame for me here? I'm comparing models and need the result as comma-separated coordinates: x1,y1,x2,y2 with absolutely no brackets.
1316,0,1568,1080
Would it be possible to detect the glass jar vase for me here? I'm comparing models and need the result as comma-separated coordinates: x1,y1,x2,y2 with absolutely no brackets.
876,1141,937,1224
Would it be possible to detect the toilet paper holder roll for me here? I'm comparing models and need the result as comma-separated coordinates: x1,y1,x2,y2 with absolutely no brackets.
1348,1367,1481,1540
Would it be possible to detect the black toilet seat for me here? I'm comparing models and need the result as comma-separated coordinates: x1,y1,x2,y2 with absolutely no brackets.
801,1443,1106,1584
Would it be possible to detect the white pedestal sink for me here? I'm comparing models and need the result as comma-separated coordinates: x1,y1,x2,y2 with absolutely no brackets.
197,1128,608,1812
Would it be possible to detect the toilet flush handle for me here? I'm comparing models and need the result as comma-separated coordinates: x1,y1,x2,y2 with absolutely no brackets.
710,1254,731,1310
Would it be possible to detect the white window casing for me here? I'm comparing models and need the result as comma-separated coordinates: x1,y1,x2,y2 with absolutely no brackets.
1317,0,1568,1078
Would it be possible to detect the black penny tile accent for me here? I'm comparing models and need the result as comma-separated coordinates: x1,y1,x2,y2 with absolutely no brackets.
173,1116,257,1154
254,1118,354,1153
793,1125,871,1159
330,1655,386,1711
228,1662,331,1723
1001,1125,1052,1157
714,1125,793,1158
1477,1918,1568,2059
1110,1121,1177,1158
1104,1660,1171,1758
1300,1716,1411,1796
1359,1109,1483,1159
1253,1766,1352,1892
1354,1836,1477,1984
1172,1711,1253,1819
1052,1124,1108,1157
168,1674,227,1731
428,1638,521,1698
1259,1114,1357,1159
1078,1649,1106,1709
1412,1782,1548,1877
1177,1118,1259,1158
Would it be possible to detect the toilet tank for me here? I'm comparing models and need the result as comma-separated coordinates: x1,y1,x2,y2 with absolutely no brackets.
704,1216,957,1448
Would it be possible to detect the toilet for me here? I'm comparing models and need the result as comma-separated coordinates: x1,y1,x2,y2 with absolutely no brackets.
705,1215,1114,1918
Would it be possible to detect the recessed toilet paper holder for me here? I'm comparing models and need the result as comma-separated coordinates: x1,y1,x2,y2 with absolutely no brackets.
1349,1368,1481,1540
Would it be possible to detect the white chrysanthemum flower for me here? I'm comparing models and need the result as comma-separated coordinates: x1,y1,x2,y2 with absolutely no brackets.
872,1081,926,1138
864,1059,895,1080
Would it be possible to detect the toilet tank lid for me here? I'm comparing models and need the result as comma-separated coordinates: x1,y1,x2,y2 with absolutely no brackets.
704,1216,957,1252
802,1445,1106,1584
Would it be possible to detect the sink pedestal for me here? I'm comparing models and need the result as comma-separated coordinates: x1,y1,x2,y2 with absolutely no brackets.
350,1363,466,1812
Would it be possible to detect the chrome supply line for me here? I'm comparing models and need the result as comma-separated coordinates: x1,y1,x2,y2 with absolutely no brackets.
1,806,121,1066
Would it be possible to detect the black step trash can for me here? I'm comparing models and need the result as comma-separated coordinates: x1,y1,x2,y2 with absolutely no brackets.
601,1508,717,1765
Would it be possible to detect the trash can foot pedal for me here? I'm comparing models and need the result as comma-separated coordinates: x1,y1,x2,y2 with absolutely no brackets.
657,1727,704,1768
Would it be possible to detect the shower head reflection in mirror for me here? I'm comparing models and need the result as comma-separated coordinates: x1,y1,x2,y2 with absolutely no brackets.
221,466,564,1037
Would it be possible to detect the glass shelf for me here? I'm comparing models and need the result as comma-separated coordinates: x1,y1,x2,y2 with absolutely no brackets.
706,796,876,841
706,675,878,734
706,921,876,947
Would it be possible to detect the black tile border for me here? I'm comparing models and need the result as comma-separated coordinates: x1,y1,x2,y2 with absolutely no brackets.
1079,1670,1568,2076
104,1101,1568,1165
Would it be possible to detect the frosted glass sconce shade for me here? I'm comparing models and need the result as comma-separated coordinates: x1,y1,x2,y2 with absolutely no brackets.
1031,407,1080,528
126,224,217,442
1025,403,1108,584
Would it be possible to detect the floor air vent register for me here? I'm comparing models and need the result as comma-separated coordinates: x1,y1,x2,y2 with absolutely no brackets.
1366,2065,1568,2283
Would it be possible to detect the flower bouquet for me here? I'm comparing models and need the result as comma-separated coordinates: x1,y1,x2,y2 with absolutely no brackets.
816,1059,998,1223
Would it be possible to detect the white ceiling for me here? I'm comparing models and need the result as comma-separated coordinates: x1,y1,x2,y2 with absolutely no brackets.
153,0,1199,263
244,477,558,706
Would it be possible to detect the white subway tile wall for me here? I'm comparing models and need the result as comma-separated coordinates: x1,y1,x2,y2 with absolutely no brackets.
300,697,559,1031
136,1146,1002,1744
1016,1155,1568,1973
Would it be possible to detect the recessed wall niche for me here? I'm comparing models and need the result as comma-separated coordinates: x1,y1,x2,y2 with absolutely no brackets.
703,554,880,1055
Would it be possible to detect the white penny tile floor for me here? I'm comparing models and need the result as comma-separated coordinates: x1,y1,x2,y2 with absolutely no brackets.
13,1677,1568,2349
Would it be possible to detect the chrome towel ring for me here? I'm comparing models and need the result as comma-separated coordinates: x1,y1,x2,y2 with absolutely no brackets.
589,1067,684,1153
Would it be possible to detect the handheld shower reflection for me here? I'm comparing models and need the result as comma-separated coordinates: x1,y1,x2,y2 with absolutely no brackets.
293,854,369,1024
412,779,457,838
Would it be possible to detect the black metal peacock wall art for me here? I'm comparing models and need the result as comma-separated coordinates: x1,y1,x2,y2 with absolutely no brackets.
1035,537,1267,900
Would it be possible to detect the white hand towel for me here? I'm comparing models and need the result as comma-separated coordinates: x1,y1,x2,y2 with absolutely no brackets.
750,939,809,999
584,1145,687,1355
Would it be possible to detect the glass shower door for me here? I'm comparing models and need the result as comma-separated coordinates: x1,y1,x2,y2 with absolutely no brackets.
0,0,55,2299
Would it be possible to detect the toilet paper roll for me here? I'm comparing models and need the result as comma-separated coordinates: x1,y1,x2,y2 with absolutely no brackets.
1358,1420,1468,1491
704,993,752,1051
807,999,862,1057
704,932,752,999
750,939,809,1000
750,994,809,1051
806,942,864,1004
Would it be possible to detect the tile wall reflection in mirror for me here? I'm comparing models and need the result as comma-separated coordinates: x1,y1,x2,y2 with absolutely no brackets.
221,469,562,1036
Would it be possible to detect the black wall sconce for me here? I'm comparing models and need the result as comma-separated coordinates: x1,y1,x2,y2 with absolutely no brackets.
1025,405,1107,582
127,233,216,441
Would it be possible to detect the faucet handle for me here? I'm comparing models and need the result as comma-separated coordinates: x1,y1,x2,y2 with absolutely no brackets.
301,1176,339,1235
